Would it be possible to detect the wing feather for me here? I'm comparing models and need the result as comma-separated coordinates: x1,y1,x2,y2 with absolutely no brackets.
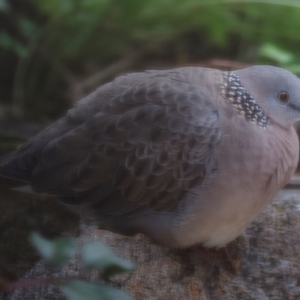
0,68,221,215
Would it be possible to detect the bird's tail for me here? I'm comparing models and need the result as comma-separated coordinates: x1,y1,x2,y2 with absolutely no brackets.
0,150,33,189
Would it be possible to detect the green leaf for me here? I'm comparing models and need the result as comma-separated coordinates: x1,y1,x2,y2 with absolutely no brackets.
0,33,27,57
29,233,76,268
60,279,133,300
0,32,12,47
0,0,8,11
81,241,135,277
20,19,38,36
259,43,294,65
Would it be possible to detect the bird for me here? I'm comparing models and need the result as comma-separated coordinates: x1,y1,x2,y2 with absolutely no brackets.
0,65,299,249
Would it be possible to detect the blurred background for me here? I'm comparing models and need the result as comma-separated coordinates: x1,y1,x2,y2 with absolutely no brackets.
1,0,300,153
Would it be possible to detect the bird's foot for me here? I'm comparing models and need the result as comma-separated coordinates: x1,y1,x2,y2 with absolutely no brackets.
173,244,238,275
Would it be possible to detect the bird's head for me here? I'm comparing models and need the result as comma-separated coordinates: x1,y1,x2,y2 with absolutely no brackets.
223,65,300,129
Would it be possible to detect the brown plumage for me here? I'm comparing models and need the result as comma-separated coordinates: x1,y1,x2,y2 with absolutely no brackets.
0,66,299,248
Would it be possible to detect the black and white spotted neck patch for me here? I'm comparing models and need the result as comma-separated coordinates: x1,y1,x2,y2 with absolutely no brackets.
221,71,270,128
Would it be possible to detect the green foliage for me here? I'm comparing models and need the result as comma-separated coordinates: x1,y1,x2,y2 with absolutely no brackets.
260,44,294,65
0,0,8,11
30,1,238,60
0,33,27,57
259,43,300,75
30,233,76,268
29,233,134,300
82,241,135,278
30,1,300,62
2,0,300,122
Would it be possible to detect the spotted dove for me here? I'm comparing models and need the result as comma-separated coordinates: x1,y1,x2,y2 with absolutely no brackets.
0,65,299,248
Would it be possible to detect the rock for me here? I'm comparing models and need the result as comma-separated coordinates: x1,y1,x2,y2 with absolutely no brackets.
1,188,300,300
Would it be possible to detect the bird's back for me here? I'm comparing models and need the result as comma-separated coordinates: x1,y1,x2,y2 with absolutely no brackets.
0,67,221,227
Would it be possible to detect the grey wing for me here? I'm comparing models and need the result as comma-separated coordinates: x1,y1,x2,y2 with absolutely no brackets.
0,68,221,215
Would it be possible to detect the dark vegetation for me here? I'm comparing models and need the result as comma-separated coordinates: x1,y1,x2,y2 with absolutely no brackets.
1,0,300,131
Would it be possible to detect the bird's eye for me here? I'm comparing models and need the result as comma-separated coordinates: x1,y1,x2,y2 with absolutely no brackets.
277,91,289,103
